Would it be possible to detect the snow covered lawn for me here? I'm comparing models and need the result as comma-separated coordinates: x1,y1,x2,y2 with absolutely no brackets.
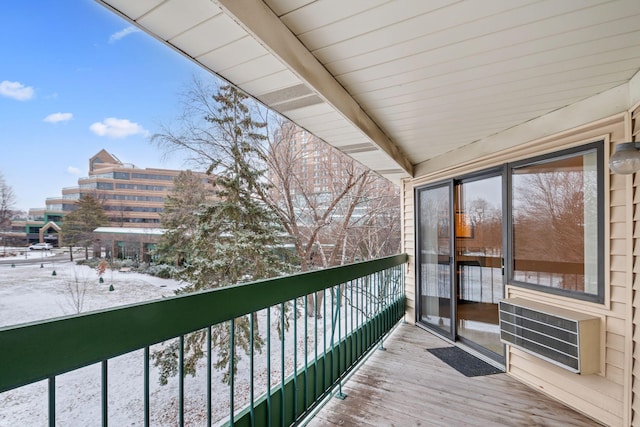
0,261,323,426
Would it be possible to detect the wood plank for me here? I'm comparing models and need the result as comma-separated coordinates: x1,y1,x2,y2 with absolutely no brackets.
309,324,601,427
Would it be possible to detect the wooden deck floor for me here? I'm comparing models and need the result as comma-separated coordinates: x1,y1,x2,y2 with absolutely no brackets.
306,324,601,427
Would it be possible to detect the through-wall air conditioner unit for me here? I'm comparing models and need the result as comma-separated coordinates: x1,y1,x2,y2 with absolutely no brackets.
499,298,600,374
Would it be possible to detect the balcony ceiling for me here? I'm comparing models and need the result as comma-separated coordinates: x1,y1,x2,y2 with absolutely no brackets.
98,0,640,182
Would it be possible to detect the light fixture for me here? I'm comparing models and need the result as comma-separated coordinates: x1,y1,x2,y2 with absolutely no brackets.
609,142,640,174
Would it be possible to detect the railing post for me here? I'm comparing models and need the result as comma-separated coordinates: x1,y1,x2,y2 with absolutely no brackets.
280,302,285,427
48,376,55,427
102,360,108,427
267,308,271,426
378,272,386,351
293,298,298,422
179,335,184,427
144,346,150,427
304,296,309,411
249,315,255,426
336,282,346,401
207,327,212,427
229,319,235,427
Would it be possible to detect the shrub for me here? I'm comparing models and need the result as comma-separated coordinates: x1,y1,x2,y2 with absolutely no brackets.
143,264,176,279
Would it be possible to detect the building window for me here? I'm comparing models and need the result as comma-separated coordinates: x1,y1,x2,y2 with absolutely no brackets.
416,141,604,309
97,182,114,190
509,142,603,302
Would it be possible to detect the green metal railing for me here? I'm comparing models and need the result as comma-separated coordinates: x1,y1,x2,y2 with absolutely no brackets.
0,254,407,426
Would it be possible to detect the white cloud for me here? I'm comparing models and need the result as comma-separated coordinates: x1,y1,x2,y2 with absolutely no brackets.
67,166,82,176
89,117,149,138
0,80,34,101
109,26,141,43
44,112,73,123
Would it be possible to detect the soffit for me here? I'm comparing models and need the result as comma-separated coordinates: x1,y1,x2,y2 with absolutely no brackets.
98,0,640,183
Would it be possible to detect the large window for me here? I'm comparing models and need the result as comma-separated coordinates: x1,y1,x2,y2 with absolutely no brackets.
509,142,603,302
416,140,604,333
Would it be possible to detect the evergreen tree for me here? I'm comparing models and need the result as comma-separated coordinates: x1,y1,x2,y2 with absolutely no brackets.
155,170,211,266
60,195,108,260
152,84,290,385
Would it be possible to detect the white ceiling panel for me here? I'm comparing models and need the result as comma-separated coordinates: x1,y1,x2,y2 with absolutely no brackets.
339,18,640,92
171,14,245,58
136,0,218,41
99,0,164,21
278,0,388,34
222,55,287,86
198,37,270,73
99,0,640,182
323,0,627,75
264,0,315,17
240,70,301,97
284,103,339,121
296,0,457,51
312,0,541,65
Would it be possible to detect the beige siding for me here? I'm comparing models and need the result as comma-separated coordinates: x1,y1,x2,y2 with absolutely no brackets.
403,114,632,426
402,179,416,323
631,105,640,426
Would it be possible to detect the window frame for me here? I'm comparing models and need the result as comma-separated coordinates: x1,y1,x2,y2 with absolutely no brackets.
414,141,605,310
505,140,605,303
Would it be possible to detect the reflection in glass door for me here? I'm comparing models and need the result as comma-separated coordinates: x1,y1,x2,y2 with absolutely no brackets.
455,176,503,358
416,183,453,339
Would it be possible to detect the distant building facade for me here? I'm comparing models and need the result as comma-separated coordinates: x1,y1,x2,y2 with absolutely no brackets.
9,149,210,252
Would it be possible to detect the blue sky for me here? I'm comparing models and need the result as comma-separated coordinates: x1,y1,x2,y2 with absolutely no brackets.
0,1,213,211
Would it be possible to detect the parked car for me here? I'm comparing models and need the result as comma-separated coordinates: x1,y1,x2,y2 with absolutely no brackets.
29,243,53,250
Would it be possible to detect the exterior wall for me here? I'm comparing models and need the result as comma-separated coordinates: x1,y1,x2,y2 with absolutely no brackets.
402,111,633,426
401,178,415,323
632,105,640,425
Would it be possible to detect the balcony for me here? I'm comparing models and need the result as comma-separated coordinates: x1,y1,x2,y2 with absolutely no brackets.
0,255,596,426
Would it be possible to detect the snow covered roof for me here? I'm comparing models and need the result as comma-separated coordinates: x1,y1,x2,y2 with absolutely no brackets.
93,227,165,235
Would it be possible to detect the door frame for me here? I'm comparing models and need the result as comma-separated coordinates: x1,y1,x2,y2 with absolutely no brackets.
415,180,456,341
415,167,506,361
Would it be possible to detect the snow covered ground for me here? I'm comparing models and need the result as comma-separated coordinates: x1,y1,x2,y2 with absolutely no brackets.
0,259,328,426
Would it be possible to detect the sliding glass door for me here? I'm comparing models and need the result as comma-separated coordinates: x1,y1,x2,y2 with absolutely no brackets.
416,183,454,339
455,175,503,357
416,173,504,361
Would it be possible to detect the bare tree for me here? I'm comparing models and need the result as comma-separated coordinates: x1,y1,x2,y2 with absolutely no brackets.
261,118,401,263
0,172,16,231
61,269,90,314
259,117,401,316
514,170,585,262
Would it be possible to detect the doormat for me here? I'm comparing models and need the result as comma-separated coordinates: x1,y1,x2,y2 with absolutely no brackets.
427,346,503,377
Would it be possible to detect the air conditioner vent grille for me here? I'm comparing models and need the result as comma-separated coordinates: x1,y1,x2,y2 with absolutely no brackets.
500,304,578,332
499,298,600,374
